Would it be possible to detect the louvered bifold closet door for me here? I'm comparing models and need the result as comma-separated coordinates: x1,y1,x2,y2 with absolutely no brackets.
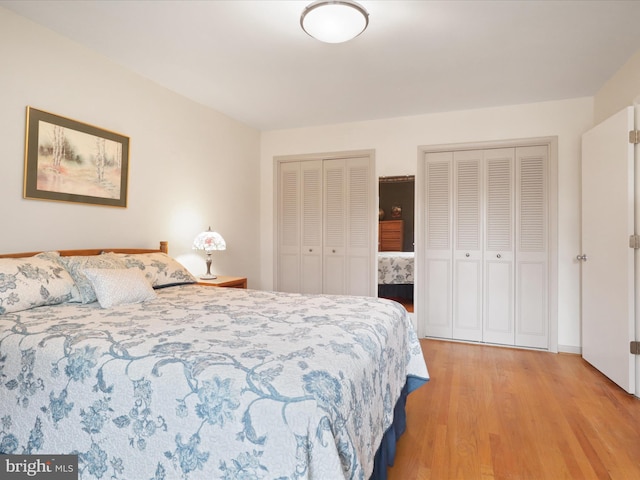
515,145,548,348
453,150,483,341
345,157,372,296
300,161,323,294
483,148,515,345
424,152,454,338
323,159,347,295
278,162,301,293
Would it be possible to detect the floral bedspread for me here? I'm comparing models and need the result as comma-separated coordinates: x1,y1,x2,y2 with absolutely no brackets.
378,252,414,285
0,285,428,479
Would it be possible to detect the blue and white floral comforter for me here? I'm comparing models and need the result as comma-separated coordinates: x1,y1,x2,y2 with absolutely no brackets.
0,285,428,479
378,252,414,285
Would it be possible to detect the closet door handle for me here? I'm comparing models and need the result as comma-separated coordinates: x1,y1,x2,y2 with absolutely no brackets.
496,254,502,259
465,253,470,257
309,249,313,252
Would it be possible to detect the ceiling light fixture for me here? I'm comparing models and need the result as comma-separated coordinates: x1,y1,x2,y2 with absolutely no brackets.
300,0,369,44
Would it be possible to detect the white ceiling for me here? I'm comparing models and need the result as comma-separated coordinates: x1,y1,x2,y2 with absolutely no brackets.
3,0,640,131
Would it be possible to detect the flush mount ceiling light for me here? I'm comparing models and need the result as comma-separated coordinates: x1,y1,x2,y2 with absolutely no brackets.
300,0,369,44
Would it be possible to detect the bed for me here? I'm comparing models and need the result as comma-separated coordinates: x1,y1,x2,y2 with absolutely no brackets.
0,242,428,480
377,251,414,302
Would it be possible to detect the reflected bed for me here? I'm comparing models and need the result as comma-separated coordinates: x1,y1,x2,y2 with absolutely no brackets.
378,251,414,303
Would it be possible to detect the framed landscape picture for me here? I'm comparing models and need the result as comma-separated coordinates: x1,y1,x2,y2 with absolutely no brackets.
23,107,129,207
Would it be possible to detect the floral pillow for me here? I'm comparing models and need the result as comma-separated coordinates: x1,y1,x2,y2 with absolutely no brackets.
112,252,196,288
0,255,76,314
58,253,126,304
82,268,157,308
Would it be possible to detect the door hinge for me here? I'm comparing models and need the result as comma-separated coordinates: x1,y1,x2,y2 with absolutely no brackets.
631,341,640,355
629,235,640,249
630,130,640,144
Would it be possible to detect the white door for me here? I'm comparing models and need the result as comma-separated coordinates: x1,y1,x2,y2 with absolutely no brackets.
301,161,323,294
483,148,515,345
581,106,635,394
453,150,483,341
515,145,549,349
423,152,454,339
323,159,347,295
345,157,372,296
278,162,301,293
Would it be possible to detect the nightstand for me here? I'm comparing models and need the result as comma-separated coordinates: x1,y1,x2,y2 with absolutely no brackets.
197,276,247,289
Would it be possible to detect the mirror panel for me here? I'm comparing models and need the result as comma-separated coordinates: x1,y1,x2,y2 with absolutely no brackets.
378,175,415,311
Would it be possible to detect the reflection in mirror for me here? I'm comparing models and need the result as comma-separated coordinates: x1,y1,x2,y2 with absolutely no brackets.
378,175,415,312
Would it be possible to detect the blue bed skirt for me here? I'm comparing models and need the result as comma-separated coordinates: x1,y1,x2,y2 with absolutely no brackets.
370,376,428,480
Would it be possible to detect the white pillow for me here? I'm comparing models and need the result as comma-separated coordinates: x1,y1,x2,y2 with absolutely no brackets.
0,255,76,314
82,268,157,308
59,253,126,303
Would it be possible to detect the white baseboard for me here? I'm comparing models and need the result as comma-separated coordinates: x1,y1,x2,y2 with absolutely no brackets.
558,344,582,355
423,337,583,355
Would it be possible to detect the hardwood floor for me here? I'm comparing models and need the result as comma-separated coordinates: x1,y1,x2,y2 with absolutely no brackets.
381,296,414,312
388,339,640,480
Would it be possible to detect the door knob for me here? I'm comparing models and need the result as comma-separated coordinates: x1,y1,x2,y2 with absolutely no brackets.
465,253,470,257
576,254,588,261
496,254,501,259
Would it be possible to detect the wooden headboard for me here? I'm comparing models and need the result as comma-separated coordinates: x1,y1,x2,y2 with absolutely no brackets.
0,241,168,259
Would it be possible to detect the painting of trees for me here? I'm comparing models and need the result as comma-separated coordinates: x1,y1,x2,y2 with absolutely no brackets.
24,107,129,207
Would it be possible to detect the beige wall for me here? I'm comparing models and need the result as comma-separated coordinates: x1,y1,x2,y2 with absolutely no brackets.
8,3,637,350
594,48,640,123
0,7,262,284
261,98,594,349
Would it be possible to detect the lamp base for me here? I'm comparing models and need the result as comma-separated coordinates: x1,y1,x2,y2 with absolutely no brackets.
201,254,217,280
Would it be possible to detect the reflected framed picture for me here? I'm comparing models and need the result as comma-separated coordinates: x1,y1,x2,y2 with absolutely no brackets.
23,106,129,207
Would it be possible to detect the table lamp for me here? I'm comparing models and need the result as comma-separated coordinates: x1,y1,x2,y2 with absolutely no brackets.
192,227,226,279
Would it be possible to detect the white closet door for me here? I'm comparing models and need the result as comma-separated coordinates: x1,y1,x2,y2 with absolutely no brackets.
278,162,301,293
301,160,323,294
515,145,549,348
424,152,453,338
483,148,515,345
453,150,483,341
345,157,372,296
323,159,346,295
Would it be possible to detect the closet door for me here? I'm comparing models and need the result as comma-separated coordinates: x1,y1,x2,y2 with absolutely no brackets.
515,145,548,348
345,156,372,296
323,159,346,295
278,162,301,293
424,152,453,338
322,156,373,296
300,161,323,294
483,148,515,345
453,150,483,341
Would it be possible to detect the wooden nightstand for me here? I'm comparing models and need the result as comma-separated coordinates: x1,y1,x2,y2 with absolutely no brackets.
197,276,247,289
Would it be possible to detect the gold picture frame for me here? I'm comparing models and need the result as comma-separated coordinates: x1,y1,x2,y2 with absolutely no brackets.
24,107,130,207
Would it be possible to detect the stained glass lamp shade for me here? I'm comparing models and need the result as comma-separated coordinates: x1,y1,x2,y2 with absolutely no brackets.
192,227,226,280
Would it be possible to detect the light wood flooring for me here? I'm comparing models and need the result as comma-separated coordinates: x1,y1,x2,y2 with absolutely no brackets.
381,296,414,312
388,339,640,480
